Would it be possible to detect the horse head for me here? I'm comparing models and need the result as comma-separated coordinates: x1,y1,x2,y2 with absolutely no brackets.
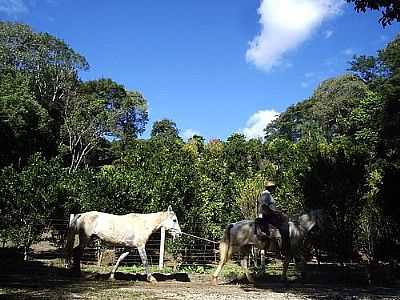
298,209,325,233
162,205,182,239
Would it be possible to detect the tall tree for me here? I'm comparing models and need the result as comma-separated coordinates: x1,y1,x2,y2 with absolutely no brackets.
80,79,148,142
346,1,400,26
0,71,50,167
350,36,400,224
151,119,180,139
62,79,148,172
0,22,89,160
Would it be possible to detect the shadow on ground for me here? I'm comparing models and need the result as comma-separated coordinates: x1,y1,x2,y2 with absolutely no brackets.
0,248,189,299
91,271,190,282
223,263,400,300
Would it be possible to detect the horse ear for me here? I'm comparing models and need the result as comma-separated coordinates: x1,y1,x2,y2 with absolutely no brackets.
167,205,172,212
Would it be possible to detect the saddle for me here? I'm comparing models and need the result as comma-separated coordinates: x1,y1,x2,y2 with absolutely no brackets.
255,216,289,254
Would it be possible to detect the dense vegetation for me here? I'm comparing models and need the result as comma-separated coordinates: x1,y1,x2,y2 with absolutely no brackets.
0,22,399,264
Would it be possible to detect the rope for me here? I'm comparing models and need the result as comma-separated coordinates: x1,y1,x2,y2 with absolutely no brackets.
172,230,218,244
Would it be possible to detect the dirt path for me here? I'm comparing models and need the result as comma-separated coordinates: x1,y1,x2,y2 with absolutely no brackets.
1,258,399,299
1,274,399,300
121,280,400,300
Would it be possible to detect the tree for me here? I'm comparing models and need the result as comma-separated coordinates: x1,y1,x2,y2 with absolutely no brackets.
0,22,89,161
80,79,148,143
61,92,112,173
302,143,368,262
347,0,400,26
235,174,265,219
0,22,88,104
62,79,148,172
151,119,180,139
0,154,64,259
350,36,400,233
184,134,205,158
265,99,314,142
310,75,371,140
0,71,50,167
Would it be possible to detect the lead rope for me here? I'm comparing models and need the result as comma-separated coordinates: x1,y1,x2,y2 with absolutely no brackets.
170,229,218,244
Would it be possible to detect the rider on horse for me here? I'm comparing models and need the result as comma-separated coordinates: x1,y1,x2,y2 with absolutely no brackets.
255,180,290,254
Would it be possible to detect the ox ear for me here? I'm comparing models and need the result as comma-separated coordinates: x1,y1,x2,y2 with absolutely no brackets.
167,205,172,212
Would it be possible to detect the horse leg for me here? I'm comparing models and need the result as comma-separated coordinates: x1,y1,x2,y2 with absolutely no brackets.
240,246,254,283
72,232,89,275
282,255,291,281
109,251,129,280
295,254,306,280
259,249,266,274
212,241,232,285
64,229,76,268
138,246,155,282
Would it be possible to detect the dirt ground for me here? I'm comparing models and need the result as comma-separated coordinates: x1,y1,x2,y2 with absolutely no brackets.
0,256,399,299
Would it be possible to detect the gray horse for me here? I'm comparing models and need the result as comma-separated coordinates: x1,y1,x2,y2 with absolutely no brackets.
65,206,181,281
212,209,324,284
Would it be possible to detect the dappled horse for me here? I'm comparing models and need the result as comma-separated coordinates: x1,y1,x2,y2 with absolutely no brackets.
212,219,270,284
65,206,181,281
212,209,324,284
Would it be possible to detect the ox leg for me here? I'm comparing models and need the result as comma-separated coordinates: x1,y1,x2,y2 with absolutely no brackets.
110,251,129,280
240,246,254,283
138,246,156,282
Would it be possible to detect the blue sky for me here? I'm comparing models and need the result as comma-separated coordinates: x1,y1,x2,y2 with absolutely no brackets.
0,0,399,141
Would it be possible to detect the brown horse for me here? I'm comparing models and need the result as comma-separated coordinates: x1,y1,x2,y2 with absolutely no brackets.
212,209,324,284
65,206,181,281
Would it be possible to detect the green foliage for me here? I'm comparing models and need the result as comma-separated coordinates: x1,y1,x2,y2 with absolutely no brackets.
0,154,65,248
347,0,400,26
1,22,400,266
235,174,265,219
0,22,88,163
0,71,50,166
151,119,180,139
80,79,148,142
61,79,148,172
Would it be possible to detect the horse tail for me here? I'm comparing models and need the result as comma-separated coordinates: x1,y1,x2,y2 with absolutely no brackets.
212,223,234,283
220,223,234,263
64,214,81,266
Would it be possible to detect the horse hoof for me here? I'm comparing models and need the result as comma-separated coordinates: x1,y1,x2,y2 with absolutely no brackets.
147,275,157,283
212,276,218,286
70,269,81,277
246,276,255,284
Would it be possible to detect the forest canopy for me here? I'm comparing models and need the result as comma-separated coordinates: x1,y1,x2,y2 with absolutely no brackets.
0,22,399,263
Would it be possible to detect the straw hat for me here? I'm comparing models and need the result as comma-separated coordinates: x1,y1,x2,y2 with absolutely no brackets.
264,180,276,188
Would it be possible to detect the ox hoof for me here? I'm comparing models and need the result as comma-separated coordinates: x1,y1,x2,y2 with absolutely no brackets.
147,274,157,283
109,275,116,281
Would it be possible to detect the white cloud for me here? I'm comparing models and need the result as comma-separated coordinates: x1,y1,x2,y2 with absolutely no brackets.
324,30,334,39
240,109,279,140
342,48,354,56
0,0,28,15
181,128,200,141
246,0,344,71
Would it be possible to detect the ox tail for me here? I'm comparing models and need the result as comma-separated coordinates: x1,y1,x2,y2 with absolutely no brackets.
212,223,234,282
64,214,81,267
